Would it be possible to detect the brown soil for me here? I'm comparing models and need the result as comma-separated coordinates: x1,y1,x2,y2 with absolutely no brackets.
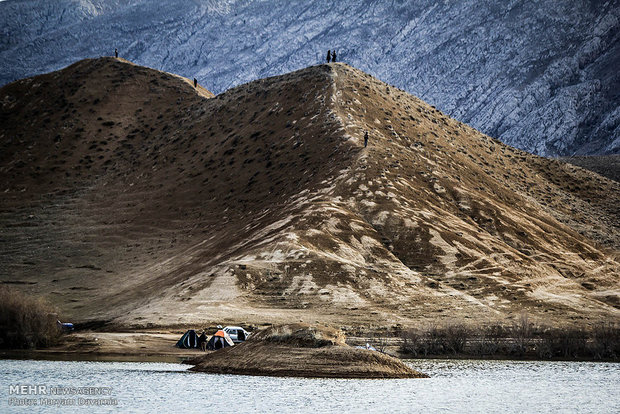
188,324,427,378
0,58,618,331
0,331,202,361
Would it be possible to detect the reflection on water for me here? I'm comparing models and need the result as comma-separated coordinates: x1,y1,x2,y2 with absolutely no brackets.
1,358,618,413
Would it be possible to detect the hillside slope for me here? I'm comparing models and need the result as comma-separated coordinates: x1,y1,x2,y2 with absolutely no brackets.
1,0,618,156
1,58,618,329
560,155,620,183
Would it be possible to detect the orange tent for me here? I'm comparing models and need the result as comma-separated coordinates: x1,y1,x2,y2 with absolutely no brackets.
206,330,235,350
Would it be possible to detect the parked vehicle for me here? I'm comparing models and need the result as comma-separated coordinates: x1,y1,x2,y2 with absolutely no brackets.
223,326,250,343
56,320,74,332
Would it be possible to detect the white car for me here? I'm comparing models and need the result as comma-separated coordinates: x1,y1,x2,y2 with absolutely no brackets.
223,326,251,343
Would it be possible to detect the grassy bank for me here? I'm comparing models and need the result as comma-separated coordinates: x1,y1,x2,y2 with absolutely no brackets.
398,316,620,361
189,324,428,378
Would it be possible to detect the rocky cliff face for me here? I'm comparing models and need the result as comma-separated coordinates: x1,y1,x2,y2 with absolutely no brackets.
1,0,618,156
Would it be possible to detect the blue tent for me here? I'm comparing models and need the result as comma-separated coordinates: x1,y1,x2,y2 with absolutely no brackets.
176,330,199,348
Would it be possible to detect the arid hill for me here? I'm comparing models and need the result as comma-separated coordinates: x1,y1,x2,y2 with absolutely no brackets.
1,58,618,330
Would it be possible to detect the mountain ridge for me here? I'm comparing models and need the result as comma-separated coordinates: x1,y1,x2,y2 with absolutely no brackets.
1,0,619,156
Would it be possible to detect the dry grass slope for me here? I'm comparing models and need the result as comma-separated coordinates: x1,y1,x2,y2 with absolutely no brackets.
1,58,618,331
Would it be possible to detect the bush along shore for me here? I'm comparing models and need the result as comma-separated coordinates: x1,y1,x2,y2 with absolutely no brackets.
0,285,62,349
398,316,620,361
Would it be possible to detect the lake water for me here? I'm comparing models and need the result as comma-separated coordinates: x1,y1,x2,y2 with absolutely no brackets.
1,358,618,413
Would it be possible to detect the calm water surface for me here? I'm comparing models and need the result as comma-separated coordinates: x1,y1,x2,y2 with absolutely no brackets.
1,358,618,413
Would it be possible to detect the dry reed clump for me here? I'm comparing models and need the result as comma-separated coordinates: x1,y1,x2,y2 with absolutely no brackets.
0,285,61,349
536,328,589,359
400,318,620,360
401,322,470,356
536,323,620,359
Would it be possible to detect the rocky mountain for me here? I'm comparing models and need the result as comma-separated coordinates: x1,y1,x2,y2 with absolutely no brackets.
1,58,618,329
1,0,618,157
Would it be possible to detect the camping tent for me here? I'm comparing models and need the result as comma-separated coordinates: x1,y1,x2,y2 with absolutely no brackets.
176,329,199,349
206,330,235,350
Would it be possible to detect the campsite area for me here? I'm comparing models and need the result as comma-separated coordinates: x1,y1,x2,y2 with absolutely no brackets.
0,329,385,362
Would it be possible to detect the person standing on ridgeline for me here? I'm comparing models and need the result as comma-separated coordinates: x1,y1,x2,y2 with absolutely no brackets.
364,130,369,147
326,49,331,63
332,50,337,62
193,78,197,88
114,48,118,58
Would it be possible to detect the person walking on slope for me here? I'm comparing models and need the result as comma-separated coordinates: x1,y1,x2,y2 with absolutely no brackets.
364,130,369,147
115,48,118,58
332,50,337,62
326,49,331,63
193,78,198,88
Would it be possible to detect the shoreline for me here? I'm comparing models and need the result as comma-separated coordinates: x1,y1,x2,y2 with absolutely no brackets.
0,350,189,364
2,350,617,365
1,330,617,364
